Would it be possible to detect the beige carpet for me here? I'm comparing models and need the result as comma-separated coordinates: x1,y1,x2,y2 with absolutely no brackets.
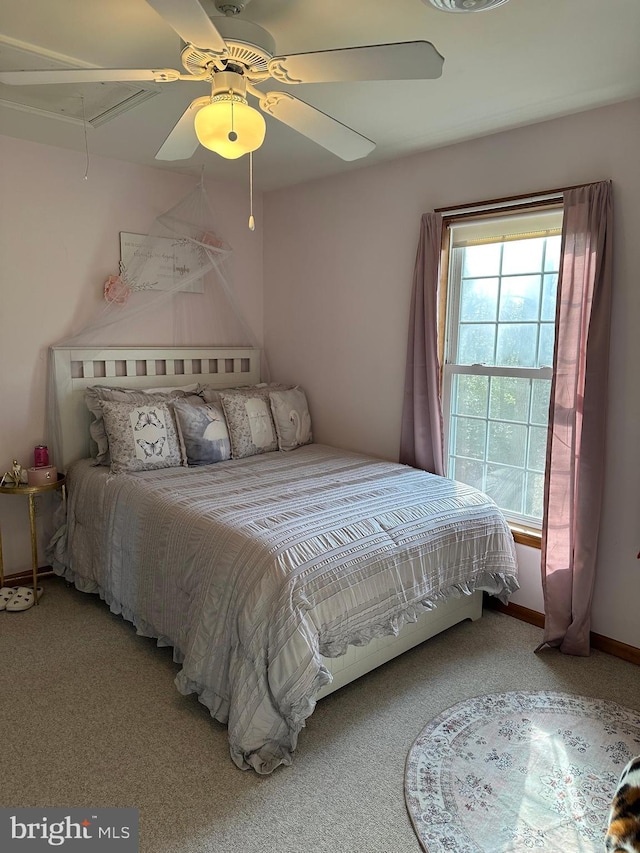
1,577,639,853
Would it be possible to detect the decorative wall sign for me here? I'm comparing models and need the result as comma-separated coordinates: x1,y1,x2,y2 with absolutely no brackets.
119,232,205,293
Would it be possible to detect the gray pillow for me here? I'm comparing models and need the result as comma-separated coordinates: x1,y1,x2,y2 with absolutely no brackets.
219,390,278,459
100,400,183,473
85,386,200,464
197,382,290,405
172,398,231,466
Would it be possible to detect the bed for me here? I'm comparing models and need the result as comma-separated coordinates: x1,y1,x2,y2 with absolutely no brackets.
50,345,519,774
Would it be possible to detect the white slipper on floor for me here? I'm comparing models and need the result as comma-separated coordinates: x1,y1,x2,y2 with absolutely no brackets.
5,586,43,612
0,587,18,611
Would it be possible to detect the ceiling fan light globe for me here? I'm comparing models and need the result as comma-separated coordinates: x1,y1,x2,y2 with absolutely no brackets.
194,100,266,159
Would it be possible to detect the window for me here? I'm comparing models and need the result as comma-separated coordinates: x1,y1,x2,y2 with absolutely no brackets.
442,208,563,531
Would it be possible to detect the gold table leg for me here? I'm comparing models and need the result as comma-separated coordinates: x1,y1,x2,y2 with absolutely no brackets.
0,520,4,589
28,493,39,605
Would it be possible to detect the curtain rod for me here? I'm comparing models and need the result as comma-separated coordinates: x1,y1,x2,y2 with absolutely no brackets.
434,180,606,218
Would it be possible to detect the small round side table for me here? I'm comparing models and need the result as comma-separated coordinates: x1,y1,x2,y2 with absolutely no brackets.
0,475,66,605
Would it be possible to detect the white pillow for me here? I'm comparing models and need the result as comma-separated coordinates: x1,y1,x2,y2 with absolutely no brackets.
269,387,313,451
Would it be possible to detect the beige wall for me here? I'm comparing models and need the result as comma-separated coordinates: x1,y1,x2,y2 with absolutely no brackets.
263,98,640,649
0,136,263,573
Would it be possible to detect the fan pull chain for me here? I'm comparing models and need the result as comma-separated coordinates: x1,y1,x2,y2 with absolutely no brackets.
248,151,255,231
81,95,90,180
229,91,238,143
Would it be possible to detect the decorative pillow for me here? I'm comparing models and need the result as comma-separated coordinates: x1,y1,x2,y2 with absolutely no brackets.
85,386,200,465
219,390,278,459
172,398,231,466
197,382,290,405
99,400,183,474
196,385,222,405
138,383,199,394
269,387,313,451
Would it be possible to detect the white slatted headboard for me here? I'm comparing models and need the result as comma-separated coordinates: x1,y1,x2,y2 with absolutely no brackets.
51,345,261,470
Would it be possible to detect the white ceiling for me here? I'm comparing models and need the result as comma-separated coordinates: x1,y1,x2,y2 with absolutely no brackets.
1,0,639,191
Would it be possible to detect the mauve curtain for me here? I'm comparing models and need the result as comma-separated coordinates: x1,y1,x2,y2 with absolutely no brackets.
539,181,613,656
399,212,445,475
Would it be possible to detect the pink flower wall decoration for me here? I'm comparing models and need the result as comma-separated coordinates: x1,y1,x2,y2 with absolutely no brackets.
104,274,131,305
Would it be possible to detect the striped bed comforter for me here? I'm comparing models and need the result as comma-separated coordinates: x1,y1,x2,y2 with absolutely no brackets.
54,444,519,774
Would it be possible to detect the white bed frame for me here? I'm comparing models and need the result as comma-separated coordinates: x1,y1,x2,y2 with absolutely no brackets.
51,345,262,469
51,344,482,698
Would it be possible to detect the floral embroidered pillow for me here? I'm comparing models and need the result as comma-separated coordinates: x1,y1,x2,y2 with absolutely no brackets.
172,399,231,466
219,390,278,459
85,386,200,465
197,382,291,405
269,387,313,451
99,400,183,473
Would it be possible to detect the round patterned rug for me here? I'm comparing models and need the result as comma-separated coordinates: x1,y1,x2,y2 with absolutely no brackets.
405,691,640,852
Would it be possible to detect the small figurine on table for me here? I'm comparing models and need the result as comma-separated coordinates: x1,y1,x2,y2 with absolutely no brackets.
0,460,25,487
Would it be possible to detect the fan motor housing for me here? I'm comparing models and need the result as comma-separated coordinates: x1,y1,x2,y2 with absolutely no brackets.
181,17,276,82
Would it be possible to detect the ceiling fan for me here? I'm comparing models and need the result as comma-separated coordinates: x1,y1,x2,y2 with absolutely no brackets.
0,0,444,163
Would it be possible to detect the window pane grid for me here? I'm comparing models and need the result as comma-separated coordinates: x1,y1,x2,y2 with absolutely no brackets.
444,230,561,527
448,375,551,523
455,237,560,370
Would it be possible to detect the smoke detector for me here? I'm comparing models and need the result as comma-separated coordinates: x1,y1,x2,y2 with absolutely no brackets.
214,1,251,15
426,0,510,11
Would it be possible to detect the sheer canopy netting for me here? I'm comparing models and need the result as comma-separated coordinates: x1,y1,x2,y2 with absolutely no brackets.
46,180,263,466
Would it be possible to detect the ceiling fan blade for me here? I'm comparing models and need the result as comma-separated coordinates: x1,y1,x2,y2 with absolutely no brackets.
155,96,209,160
146,0,227,55
268,41,444,85
258,91,375,161
0,68,181,85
